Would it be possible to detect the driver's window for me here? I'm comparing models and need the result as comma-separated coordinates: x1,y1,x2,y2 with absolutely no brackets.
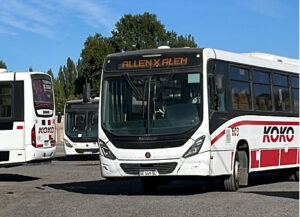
208,63,226,112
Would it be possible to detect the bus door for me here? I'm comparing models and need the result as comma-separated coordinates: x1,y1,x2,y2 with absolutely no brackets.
0,81,25,162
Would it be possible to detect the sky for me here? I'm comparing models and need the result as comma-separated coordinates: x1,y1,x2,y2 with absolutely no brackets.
0,0,298,76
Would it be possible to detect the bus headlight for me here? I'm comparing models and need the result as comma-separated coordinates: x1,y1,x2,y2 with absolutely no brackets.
64,139,73,148
183,136,205,158
99,139,116,160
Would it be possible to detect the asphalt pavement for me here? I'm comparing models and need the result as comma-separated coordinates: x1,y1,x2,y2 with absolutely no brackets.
0,144,299,217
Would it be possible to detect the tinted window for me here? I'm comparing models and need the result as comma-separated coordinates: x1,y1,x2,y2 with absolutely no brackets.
292,89,299,114
273,87,291,112
253,84,272,111
273,73,288,86
252,70,270,84
231,81,252,110
230,67,249,81
291,76,299,88
0,84,12,118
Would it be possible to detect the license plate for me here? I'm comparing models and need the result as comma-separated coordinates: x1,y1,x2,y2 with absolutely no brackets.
139,170,159,176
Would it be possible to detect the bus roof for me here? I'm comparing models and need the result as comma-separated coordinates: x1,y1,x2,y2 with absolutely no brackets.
211,48,299,74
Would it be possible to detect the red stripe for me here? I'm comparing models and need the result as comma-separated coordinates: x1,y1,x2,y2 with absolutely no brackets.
211,130,225,145
260,150,280,167
16,126,23,130
211,120,299,145
251,150,259,168
281,148,298,165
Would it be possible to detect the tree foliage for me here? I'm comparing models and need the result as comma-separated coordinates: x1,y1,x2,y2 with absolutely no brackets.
112,12,168,51
112,12,197,52
79,33,115,96
0,60,7,69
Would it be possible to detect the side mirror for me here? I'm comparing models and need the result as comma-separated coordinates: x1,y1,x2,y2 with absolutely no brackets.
83,82,91,103
215,74,224,93
57,112,62,123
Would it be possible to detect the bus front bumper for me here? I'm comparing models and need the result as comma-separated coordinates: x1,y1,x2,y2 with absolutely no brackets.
100,151,211,178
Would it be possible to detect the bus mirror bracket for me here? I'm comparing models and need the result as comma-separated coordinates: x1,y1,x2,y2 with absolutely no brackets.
57,112,62,123
83,82,91,103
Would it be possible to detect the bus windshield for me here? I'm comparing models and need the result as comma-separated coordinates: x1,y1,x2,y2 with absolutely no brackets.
102,72,203,136
32,78,54,109
65,110,98,140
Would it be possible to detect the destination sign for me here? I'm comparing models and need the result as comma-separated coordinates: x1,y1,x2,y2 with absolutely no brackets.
121,57,188,69
104,50,202,72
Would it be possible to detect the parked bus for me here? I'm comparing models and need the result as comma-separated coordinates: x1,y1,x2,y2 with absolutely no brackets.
98,47,299,191
63,99,99,157
0,70,56,166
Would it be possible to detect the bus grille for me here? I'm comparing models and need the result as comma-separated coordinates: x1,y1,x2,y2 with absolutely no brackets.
120,162,177,175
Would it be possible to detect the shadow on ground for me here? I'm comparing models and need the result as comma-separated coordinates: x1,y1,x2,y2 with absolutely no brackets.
44,178,223,196
53,155,99,162
44,171,299,197
243,191,299,200
0,174,40,182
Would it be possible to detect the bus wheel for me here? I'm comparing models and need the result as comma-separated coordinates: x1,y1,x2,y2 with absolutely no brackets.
141,178,158,194
224,153,239,191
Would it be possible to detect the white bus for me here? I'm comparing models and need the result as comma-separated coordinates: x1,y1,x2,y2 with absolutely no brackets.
98,48,299,191
0,70,56,166
63,99,99,157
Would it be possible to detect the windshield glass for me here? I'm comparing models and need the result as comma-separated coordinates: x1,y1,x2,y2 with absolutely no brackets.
102,72,202,136
32,79,54,109
65,110,98,139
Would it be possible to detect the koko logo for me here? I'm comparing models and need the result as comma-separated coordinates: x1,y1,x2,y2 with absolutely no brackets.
263,126,294,143
38,127,55,134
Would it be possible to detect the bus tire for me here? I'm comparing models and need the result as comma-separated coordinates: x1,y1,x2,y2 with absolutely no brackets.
224,152,239,191
141,179,158,194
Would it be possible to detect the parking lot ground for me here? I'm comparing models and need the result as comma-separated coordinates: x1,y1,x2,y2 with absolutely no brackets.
0,145,299,217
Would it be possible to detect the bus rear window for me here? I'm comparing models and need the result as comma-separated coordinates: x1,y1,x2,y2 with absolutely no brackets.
0,84,12,118
32,79,54,108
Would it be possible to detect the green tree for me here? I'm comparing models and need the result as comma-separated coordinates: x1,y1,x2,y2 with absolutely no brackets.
166,31,197,48
29,67,33,72
0,60,7,69
111,12,197,52
112,12,169,51
47,69,54,80
80,33,115,96
63,58,77,97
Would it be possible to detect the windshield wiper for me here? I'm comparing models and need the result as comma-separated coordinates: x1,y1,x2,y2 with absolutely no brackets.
124,73,144,100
